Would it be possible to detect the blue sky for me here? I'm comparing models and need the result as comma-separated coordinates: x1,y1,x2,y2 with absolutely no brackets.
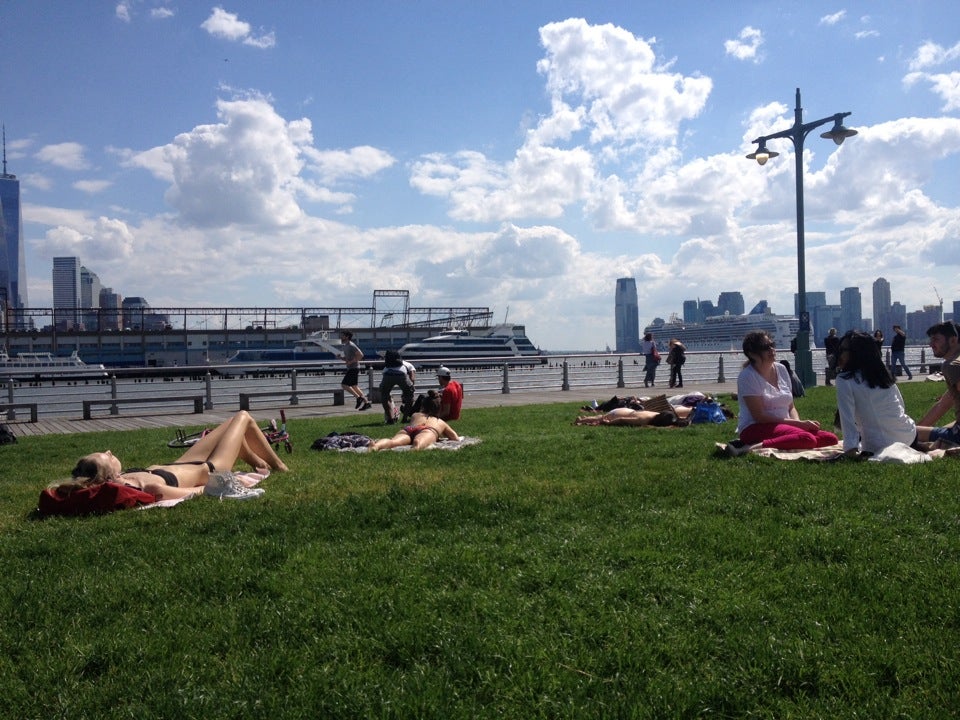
2,1,959,350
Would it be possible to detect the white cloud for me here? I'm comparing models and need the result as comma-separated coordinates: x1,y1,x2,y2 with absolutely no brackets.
124,94,393,227
201,7,275,49
724,26,764,63
115,2,131,22
819,11,846,25
34,142,89,171
151,7,175,20
908,40,960,71
73,179,113,194
855,30,879,40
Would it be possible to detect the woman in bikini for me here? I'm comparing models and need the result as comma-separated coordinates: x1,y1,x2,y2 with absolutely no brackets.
60,410,290,501
371,392,459,451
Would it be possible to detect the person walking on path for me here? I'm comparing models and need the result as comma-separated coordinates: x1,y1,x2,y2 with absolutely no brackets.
823,328,841,386
640,332,660,388
890,325,913,380
339,331,372,411
666,339,686,389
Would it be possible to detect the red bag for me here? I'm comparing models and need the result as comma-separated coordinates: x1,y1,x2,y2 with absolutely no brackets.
38,482,156,517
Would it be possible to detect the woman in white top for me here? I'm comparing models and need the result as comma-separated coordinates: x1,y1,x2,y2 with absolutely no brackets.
835,330,918,454
727,331,838,455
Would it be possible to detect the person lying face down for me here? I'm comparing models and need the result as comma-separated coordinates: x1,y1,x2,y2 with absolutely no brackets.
574,406,691,427
371,391,460,451
56,410,290,501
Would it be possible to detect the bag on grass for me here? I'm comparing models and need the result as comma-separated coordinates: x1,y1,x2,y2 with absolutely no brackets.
691,400,727,424
0,423,16,445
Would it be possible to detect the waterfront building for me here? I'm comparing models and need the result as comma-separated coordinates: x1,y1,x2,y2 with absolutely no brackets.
0,131,27,313
682,299,702,324
80,266,102,330
907,305,942,341
717,291,745,317
52,256,81,330
614,277,640,353
839,286,862,335
873,277,892,334
99,287,123,331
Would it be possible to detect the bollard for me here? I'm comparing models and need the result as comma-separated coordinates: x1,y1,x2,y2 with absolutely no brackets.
289,369,300,405
6,378,14,421
367,366,381,403
717,356,726,384
204,371,214,410
502,363,510,394
561,360,570,391
617,358,625,388
110,375,119,415
920,348,927,374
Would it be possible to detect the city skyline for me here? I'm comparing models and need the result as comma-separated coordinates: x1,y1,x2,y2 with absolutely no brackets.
3,3,960,351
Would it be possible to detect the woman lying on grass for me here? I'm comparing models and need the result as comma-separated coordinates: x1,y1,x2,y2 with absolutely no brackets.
575,406,691,427
371,392,459,451
56,410,290,501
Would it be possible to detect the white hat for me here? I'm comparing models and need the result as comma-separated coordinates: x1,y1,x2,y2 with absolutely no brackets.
437,366,451,377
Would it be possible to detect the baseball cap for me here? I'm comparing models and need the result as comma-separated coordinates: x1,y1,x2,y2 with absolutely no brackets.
437,366,451,377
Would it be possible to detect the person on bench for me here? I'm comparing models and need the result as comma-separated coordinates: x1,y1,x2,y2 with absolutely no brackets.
57,410,290,501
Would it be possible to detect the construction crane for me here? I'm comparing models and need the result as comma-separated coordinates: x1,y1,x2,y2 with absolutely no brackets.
934,286,944,321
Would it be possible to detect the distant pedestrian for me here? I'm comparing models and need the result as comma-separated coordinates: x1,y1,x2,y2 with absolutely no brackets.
339,331,372,411
379,350,416,424
873,329,884,355
823,328,841,386
890,325,913,380
666,339,686,389
640,332,659,388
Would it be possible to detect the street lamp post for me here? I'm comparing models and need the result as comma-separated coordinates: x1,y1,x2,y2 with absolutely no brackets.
746,88,856,388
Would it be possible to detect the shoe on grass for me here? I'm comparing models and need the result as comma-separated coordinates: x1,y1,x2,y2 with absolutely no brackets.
724,440,752,457
205,471,265,500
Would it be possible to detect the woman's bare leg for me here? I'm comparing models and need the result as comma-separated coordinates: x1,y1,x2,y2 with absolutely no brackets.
177,411,289,471
371,432,412,451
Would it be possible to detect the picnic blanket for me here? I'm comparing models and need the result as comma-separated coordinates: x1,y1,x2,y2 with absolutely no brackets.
342,436,482,453
714,441,936,464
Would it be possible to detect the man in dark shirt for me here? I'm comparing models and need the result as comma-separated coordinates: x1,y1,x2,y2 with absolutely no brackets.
890,325,913,379
823,328,841,386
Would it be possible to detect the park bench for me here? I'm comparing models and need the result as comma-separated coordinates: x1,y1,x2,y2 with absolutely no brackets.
1,403,39,423
82,396,205,420
238,388,345,411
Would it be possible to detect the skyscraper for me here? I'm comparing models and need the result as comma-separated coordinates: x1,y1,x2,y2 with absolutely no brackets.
0,128,28,312
614,278,640,352
52,256,81,330
873,277,892,334
839,286,862,334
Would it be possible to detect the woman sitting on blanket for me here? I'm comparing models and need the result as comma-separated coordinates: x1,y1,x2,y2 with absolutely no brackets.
575,406,692,427
727,331,838,456
371,391,459,451
56,410,290,501
835,330,921,455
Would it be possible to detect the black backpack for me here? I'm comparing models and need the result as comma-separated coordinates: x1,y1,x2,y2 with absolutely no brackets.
0,423,17,445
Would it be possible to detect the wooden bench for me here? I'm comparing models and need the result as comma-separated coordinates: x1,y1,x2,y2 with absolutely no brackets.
83,396,205,420
239,388,345,411
1,403,39,423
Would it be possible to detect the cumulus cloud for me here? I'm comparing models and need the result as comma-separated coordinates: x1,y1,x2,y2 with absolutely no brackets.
73,179,112,194
34,142,89,171
151,7,174,19
201,7,275,49
123,94,394,227
819,11,846,25
115,2,131,22
904,41,960,111
724,26,764,63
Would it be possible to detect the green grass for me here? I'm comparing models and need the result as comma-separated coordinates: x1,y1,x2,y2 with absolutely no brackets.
2,383,960,718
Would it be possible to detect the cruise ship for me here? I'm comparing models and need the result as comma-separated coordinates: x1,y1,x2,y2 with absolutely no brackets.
644,309,801,352
394,324,544,366
0,350,108,379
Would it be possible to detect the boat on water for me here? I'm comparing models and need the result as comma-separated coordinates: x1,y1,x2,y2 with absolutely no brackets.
393,324,544,366
219,332,343,376
644,312,801,352
0,350,108,379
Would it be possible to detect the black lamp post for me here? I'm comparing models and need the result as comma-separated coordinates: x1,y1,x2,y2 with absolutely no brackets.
747,88,856,388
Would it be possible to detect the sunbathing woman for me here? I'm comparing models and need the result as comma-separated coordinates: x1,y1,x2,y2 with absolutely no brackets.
371,392,459,451
60,410,290,501
575,406,691,427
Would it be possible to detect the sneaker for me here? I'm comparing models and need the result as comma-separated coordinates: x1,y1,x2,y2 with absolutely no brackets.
724,440,752,457
360,400,372,411
205,471,265,500
355,396,364,409
590,399,599,410
268,418,278,432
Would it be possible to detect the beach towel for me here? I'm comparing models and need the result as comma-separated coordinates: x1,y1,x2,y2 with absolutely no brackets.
341,436,482,453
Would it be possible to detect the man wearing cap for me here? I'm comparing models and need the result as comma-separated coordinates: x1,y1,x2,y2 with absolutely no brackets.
916,321,960,446
436,366,463,421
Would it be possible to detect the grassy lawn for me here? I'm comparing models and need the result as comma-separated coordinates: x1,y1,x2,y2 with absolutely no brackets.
2,383,959,718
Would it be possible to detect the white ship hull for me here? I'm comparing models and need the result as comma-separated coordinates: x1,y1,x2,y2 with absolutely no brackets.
644,314,801,352
0,350,108,379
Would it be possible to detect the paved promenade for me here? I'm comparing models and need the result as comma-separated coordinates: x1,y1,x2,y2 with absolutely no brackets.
8,379,743,437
